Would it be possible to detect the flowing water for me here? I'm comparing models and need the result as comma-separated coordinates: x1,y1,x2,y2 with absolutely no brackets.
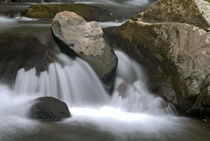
0,0,210,141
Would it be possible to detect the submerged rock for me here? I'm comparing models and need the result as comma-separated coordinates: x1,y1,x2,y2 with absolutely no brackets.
0,33,57,83
22,4,114,22
52,11,118,92
29,97,71,121
105,0,210,119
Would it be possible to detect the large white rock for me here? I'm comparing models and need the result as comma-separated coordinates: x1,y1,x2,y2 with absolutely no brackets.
52,11,118,91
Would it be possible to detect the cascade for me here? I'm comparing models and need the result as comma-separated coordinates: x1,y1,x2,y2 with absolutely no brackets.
13,53,110,106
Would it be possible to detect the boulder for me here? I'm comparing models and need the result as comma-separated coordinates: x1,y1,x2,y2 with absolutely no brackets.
29,97,71,121
22,4,115,22
52,11,118,92
133,0,210,30
0,33,57,83
104,0,210,119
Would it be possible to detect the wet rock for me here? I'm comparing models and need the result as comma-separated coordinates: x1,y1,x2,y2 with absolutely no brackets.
0,33,57,83
22,4,115,22
29,97,71,121
117,81,135,98
52,11,118,92
104,0,210,118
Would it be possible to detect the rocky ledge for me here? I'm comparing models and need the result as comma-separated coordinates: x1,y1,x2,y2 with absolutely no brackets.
105,0,210,120
22,4,115,22
0,33,57,83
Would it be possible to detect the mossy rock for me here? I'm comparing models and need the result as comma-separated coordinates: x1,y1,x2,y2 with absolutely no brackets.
104,0,210,119
134,0,210,30
22,4,114,21
105,19,210,117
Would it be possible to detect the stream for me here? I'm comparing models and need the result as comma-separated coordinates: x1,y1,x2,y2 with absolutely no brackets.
0,0,210,141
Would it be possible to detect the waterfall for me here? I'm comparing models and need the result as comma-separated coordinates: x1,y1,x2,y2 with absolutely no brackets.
0,44,208,141
13,53,110,106
73,0,150,6
0,1,210,141
12,50,175,115
111,50,176,115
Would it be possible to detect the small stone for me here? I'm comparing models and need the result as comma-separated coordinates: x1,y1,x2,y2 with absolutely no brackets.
29,97,71,121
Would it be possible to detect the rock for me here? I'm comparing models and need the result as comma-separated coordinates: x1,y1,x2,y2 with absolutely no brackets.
133,0,210,30
29,97,71,121
104,0,210,118
0,33,57,83
22,4,114,22
117,81,135,98
52,11,118,92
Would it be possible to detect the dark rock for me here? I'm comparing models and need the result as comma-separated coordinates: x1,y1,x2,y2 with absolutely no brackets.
22,4,115,22
52,11,118,92
29,97,71,121
0,33,57,83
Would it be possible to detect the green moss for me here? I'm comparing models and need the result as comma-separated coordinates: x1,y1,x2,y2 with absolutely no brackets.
23,4,93,19
22,4,113,21
204,0,210,3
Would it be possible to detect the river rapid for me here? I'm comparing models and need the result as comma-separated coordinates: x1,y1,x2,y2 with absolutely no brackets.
0,0,210,141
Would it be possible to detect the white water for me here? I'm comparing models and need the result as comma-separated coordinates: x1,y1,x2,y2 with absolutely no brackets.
0,16,16,23
126,0,149,6
0,50,209,141
73,0,149,6
99,21,126,28
12,50,174,114
0,16,50,32
14,54,109,106
15,16,38,22
111,51,176,114
0,16,17,31
0,15,124,32
0,86,39,141
0,1,209,141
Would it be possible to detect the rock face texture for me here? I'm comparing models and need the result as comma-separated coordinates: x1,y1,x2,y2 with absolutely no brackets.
0,33,56,83
52,11,118,92
29,97,71,121
134,0,210,30
105,0,210,119
23,4,114,22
